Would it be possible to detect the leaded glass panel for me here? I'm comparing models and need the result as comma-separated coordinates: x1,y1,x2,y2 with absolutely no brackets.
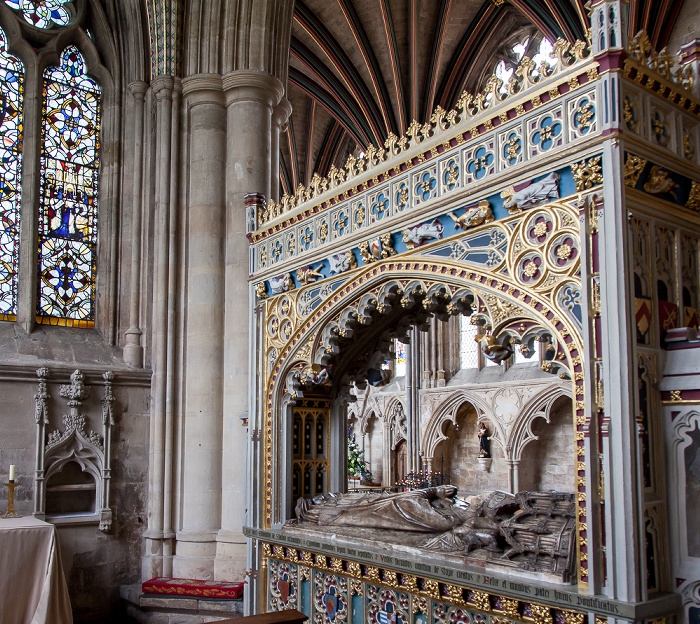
37,45,100,327
3,0,72,29
0,27,24,320
394,340,407,377
459,316,479,369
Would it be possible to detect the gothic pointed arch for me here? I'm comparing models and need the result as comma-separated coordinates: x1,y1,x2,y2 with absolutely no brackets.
261,238,585,527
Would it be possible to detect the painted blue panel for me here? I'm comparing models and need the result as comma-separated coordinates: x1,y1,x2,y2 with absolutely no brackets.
690,607,700,624
270,162,585,294
413,612,428,624
352,593,363,624
300,579,311,617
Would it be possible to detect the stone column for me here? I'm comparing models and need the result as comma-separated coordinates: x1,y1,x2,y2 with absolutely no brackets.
330,396,349,494
173,74,227,579
406,327,422,473
215,71,284,577
124,81,148,367
271,98,292,204
591,1,644,602
143,76,176,580
506,460,520,494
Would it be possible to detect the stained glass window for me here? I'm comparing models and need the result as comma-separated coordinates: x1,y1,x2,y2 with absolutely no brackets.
37,45,100,327
3,0,72,29
0,27,24,321
459,316,479,369
394,340,407,377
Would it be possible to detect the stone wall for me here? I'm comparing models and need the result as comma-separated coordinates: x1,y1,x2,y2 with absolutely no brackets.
667,0,700,56
518,397,575,492
365,415,384,484
0,373,150,622
440,404,511,496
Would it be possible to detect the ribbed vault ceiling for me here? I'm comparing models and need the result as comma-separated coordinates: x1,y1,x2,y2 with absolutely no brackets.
279,0,687,197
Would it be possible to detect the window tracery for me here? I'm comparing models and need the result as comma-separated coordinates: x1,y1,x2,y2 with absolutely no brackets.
459,316,479,369
485,34,557,97
394,340,407,377
0,2,104,329
37,46,100,327
3,0,72,29
0,27,23,321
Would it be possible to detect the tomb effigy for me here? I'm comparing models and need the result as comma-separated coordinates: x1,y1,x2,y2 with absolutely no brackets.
289,488,576,583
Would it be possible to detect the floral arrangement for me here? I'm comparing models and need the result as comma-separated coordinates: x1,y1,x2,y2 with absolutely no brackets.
347,427,373,483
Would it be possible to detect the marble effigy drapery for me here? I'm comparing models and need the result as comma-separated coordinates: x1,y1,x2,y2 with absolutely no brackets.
290,488,576,583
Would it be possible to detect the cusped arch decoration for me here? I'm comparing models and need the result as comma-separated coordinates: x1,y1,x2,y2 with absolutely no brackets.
420,391,493,461
262,254,585,529
668,410,700,571
385,398,407,450
359,410,380,436
508,383,573,462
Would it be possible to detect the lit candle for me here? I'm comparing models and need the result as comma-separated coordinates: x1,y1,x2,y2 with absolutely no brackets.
9,465,15,482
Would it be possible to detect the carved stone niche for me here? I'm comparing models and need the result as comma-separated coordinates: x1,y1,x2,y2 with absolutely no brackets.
33,368,116,532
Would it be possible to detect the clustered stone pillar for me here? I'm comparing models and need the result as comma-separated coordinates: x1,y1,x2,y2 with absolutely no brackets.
421,316,460,388
123,81,148,367
144,75,180,580
271,98,292,204
214,71,286,576
173,74,227,579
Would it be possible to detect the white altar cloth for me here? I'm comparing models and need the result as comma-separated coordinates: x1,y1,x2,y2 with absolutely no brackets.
0,516,72,624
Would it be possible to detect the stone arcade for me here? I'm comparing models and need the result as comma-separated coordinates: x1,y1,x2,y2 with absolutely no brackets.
0,1,700,623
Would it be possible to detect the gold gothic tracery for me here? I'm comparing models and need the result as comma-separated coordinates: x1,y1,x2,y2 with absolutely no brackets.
258,195,594,586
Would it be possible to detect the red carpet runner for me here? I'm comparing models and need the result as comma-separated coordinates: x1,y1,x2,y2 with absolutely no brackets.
142,577,244,599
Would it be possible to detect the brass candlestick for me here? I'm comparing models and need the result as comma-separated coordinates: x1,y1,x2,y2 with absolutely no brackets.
2,482,21,519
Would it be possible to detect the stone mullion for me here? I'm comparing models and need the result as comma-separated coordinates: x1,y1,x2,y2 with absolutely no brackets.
16,62,42,332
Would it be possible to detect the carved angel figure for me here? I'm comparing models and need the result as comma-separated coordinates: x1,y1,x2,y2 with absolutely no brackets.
448,200,494,230
296,264,323,285
502,172,560,212
643,165,678,200
269,273,293,295
478,334,513,363
402,219,444,247
328,251,357,275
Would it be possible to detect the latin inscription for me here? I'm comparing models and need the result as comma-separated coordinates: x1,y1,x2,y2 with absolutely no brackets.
242,527,639,618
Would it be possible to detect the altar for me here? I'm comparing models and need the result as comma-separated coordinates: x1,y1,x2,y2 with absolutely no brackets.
0,517,72,624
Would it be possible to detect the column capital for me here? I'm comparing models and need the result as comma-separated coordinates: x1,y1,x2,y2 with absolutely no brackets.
151,75,175,101
223,70,284,108
182,73,225,107
127,80,148,100
273,97,293,131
